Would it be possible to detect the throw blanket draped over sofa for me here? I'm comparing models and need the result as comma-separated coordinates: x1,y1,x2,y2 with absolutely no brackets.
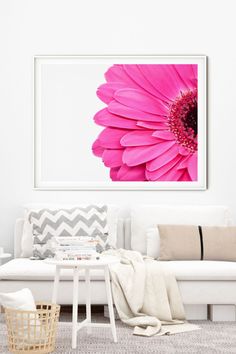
106,249,199,336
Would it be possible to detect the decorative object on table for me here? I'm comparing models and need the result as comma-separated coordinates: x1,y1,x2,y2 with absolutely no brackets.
55,236,99,260
34,55,207,190
28,205,108,260
0,288,60,353
45,256,119,349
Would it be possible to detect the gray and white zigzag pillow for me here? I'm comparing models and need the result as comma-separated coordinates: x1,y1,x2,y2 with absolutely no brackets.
29,205,109,260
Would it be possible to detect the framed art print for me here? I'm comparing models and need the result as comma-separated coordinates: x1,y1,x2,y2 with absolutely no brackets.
34,55,207,190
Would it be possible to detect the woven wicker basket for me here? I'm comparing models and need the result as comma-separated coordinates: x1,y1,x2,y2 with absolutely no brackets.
5,303,60,354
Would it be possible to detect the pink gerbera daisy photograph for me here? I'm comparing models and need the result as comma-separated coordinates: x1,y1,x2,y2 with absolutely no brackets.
92,63,198,182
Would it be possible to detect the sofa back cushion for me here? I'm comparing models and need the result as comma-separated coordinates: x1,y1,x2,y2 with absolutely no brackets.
130,205,232,254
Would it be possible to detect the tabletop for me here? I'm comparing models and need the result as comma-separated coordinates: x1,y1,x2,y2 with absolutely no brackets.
44,255,120,268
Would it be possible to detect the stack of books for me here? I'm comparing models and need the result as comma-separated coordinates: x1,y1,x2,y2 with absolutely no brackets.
54,236,100,261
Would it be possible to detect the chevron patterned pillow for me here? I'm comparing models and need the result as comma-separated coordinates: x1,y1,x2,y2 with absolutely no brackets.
28,205,109,260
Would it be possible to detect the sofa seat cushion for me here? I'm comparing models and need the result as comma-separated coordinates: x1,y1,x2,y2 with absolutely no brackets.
0,259,105,281
161,261,236,280
1,259,236,282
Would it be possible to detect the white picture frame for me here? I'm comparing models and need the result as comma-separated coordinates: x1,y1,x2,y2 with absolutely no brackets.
34,55,207,190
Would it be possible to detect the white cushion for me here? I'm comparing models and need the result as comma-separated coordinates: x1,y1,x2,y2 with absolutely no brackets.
0,259,105,281
131,205,232,254
161,261,236,281
21,204,119,257
1,258,236,282
0,288,36,311
0,288,43,341
146,228,160,259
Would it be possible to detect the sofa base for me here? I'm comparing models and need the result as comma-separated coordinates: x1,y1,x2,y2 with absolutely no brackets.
1,280,236,321
104,305,209,321
184,305,207,320
209,305,236,321
0,280,108,305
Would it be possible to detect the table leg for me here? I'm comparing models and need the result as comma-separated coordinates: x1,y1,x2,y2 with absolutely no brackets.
72,267,79,349
85,268,91,334
104,266,117,343
52,266,60,304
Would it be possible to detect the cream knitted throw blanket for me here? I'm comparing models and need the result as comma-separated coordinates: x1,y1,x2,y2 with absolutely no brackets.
105,249,200,336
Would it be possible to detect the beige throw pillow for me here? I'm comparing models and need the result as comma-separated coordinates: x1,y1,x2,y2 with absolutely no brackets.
158,225,201,261
158,225,236,261
202,226,236,261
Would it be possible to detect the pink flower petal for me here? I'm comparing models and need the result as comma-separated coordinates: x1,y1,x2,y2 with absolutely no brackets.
92,139,105,157
117,164,146,181
105,65,138,88
123,140,175,166
110,167,120,181
123,65,168,103
137,121,168,130
157,163,185,181
94,108,140,130
121,130,162,147
152,130,175,140
137,64,186,101
114,88,168,115
102,149,123,168
179,170,191,181
146,144,179,171
187,152,198,181
108,100,167,122
174,64,198,90
98,128,129,149
146,155,182,180
96,82,127,104
177,155,192,169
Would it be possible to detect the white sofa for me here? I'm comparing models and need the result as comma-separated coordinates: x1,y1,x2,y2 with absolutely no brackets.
0,205,236,321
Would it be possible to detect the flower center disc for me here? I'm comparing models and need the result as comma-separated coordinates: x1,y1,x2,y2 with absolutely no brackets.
168,89,198,152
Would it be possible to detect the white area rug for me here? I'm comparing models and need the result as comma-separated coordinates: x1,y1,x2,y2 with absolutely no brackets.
0,314,236,353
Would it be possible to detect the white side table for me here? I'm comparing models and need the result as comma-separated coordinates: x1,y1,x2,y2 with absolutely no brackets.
45,256,119,349
0,253,11,265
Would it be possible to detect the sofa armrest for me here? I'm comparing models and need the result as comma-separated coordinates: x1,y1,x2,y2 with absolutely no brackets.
14,218,24,258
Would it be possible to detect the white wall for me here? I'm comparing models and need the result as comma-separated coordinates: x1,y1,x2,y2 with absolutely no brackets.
1,0,236,253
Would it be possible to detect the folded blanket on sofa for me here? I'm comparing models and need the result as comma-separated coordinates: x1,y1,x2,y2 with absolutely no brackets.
105,249,200,336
